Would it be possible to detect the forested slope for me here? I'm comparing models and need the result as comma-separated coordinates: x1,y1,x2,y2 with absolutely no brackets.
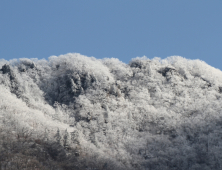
1,53,222,170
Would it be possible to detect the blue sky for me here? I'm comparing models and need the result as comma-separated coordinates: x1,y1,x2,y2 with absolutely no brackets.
0,1,222,70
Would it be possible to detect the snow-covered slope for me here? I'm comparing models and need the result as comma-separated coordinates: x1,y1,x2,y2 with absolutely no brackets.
1,53,222,170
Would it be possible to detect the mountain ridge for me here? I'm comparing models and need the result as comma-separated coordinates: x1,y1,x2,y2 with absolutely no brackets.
1,53,222,170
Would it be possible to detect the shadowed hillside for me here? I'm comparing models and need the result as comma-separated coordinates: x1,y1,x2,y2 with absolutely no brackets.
1,53,222,170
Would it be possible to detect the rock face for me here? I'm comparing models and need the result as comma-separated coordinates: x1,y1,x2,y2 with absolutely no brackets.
1,54,222,170
44,72,97,105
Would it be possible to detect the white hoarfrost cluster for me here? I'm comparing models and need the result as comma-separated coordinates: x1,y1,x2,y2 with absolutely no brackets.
1,53,222,170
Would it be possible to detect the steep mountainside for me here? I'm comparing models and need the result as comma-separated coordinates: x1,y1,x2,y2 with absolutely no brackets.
1,53,222,170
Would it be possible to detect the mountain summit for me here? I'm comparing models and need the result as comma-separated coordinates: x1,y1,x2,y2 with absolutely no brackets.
1,53,222,170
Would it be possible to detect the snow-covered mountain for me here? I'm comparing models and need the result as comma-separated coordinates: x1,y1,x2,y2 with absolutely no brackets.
1,53,222,170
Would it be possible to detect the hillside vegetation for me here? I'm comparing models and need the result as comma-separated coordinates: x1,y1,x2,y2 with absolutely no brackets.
1,53,222,170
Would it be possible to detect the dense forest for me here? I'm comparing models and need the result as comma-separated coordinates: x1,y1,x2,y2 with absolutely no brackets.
1,53,222,170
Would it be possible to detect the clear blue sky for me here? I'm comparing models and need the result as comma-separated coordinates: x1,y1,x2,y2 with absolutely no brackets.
0,1,222,70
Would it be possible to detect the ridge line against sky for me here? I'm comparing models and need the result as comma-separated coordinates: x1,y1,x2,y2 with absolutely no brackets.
0,1,222,70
